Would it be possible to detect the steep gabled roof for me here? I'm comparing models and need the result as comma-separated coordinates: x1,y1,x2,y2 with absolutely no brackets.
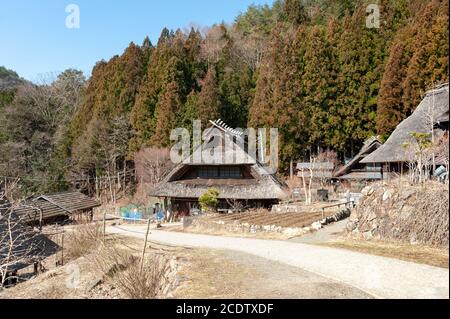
362,84,449,164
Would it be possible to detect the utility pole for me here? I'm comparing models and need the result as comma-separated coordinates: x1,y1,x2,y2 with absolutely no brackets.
140,217,152,272
290,159,294,181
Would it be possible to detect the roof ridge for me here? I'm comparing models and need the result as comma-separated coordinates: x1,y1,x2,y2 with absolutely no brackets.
425,83,449,96
36,195,73,214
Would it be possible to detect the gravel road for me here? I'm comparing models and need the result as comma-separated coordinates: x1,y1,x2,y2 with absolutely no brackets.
108,225,449,299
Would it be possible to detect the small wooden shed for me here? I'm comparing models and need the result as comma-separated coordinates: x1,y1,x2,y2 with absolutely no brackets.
14,191,101,225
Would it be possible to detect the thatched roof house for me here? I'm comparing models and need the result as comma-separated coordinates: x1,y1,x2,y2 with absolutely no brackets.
14,191,100,224
151,120,287,213
334,136,383,180
362,84,449,164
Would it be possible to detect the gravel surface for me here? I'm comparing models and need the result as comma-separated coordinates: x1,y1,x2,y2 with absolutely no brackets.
289,219,348,244
220,250,372,299
108,225,449,299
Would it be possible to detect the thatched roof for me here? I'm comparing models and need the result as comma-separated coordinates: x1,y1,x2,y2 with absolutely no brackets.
14,192,100,223
152,164,287,200
151,121,288,200
334,136,382,177
362,84,449,164
1,195,59,272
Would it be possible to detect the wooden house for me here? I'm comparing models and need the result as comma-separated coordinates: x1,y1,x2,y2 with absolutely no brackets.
150,120,288,215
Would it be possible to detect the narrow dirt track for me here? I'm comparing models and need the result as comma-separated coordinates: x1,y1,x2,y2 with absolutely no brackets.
108,225,449,299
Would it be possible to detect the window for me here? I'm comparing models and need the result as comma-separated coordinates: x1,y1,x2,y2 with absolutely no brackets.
220,166,241,178
198,167,219,178
197,166,242,179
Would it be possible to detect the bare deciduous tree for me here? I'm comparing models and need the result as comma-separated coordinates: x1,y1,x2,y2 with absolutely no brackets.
225,198,248,213
201,25,228,66
0,186,51,287
298,157,315,206
229,28,265,71
134,147,174,186
134,147,175,203
403,133,434,184
314,150,339,188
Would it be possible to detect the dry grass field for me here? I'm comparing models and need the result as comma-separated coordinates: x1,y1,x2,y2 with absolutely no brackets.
322,239,449,269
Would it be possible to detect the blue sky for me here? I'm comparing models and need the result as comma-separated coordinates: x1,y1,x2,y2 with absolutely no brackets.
0,0,273,81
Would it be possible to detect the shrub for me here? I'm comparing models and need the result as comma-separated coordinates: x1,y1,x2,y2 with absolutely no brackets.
94,244,170,299
199,188,220,212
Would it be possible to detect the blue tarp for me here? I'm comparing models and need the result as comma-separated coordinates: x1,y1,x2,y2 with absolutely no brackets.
120,204,153,220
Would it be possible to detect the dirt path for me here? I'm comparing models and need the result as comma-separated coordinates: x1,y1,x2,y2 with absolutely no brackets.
175,248,372,299
289,219,348,244
182,249,372,299
108,225,449,299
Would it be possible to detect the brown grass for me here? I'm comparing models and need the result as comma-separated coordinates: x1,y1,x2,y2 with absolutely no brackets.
64,223,103,260
175,249,254,299
93,240,172,299
322,239,449,269
0,232,175,299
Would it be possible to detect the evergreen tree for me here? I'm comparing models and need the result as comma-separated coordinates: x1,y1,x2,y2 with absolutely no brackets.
196,68,220,128
153,80,182,147
282,0,309,25
4,0,447,193
377,0,449,137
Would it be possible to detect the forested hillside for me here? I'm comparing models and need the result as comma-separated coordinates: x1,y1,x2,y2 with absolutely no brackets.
0,0,448,196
